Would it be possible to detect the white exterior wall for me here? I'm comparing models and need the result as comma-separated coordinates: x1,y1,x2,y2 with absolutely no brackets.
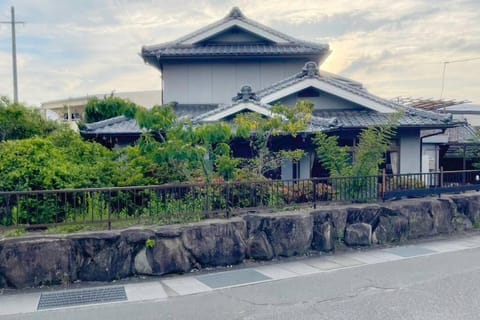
399,129,421,173
281,159,293,180
422,144,439,172
421,133,448,174
299,153,312,179
163,60,308,105
281,152,313,180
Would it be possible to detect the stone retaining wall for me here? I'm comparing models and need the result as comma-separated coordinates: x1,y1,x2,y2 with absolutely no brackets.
1,193,480,289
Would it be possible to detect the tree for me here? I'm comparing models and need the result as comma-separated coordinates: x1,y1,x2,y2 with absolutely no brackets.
314,113,401,177
84,95,144,123
136,104,239,182
313,113,401,201
135,107,205,182
0,96,60,141
136,104,176,142
233,101,314,176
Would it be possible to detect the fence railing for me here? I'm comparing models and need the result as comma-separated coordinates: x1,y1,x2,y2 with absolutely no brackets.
1,169,480,230
383,169,480,199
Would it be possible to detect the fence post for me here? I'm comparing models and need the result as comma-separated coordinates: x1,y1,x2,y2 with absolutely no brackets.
16,194,19,226
108,190,112,230
204,183,209,217
312,179,317,209
226,182,231,219
381,168,386,201
440,166,444,187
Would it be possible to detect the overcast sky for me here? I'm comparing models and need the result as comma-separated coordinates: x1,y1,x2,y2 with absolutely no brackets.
0,0,479,107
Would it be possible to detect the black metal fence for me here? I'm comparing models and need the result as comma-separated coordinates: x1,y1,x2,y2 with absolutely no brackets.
1,169,480,230
382,169,480,199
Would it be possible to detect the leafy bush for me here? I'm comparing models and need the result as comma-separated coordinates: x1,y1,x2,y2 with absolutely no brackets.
0,96,60,141
84,96,144,123
0,130,118,191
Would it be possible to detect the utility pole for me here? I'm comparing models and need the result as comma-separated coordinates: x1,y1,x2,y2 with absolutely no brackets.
1,6,24,103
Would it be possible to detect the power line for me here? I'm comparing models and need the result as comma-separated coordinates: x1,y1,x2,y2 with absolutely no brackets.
0,6,24,103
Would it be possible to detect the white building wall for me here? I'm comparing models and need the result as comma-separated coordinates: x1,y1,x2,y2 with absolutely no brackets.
399,129,421,173
422,144,439,173
281,159,293,180
163,59,310,105
281,152,313,180
299,152,313,179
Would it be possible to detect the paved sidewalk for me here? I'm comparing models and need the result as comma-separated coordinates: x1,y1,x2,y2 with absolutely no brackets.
2,234,480,316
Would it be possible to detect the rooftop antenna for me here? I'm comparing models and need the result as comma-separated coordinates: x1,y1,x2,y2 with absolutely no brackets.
440,57,480,110
0,6,24,103
439,61,448,100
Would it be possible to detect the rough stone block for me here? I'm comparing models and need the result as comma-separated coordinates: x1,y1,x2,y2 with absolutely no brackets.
181,219,247,267
0,238,76,288
312,221,335,252
344,223,372,246
247,231,274,260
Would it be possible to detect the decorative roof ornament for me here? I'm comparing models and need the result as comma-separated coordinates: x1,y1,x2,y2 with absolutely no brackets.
232,85,259,102
227,7,245,19
301,61,319,77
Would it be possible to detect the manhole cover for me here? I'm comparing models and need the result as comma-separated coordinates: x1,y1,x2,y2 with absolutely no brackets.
37,286,127,310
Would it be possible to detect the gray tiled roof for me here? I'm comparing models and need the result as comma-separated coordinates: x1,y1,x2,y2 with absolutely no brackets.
145,44,324,57
80,108,459,137
256,62,456,127
172,104,219,118
82,116,142,134
444,126,479,158
307,116,339,132
445,125,478,144
191,103,246,123
189,100,340,131
81,106,220,134
314,110,456,129
255,67,369,98
191,98,271,123
142,8,328,60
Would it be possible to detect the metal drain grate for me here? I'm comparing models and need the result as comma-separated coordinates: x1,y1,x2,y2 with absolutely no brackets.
37,286,127,310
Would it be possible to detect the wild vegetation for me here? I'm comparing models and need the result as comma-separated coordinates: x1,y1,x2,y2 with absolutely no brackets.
0,97,312,191
0,96,60,141
0,95,402,227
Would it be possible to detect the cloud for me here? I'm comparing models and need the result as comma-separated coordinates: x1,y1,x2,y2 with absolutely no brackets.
0,0,479,106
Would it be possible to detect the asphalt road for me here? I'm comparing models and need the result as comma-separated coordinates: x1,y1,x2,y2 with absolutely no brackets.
3,246,480,320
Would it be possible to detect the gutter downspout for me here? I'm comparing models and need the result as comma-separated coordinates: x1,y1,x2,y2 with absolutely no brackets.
420,129,447,173
160,64,164,105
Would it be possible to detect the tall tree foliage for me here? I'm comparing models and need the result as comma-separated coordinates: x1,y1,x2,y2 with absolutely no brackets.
136,105,236,182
